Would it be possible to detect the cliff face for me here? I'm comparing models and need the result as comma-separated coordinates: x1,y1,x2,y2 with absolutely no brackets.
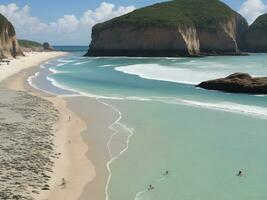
197,15,247,54
246,14,267,52
0,14,23,58
85,0,248,57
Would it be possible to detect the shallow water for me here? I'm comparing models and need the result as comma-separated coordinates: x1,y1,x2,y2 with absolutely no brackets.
30,52,267,200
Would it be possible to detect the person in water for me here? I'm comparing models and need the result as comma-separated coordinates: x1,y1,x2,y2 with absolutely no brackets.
165,170,169,175
148,185,154,191
237,170,243,176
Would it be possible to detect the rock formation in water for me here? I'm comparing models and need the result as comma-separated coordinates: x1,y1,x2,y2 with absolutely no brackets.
85,0,248,57
197,73,267,94
0,14,23,58
246,14,267,52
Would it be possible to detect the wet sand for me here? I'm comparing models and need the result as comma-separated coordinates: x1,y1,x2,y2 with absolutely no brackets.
66,97,118,200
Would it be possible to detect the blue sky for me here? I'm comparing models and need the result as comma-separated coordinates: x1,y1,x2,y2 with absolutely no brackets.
0,0,248,23
0,0,267,45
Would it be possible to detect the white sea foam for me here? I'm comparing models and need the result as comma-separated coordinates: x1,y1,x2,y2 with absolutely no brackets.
27,72,56,95
96,99,135,200
181,100,267,119
56,63,66,67
101,64,115,67
134,190,147,200
115,61,267,85
72,61,91,65
27,72,40,90
57,59,76,63
48,67,72,74
115,64,225,85
47,76,124,100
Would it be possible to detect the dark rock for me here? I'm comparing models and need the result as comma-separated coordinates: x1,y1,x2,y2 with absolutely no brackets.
42,42,54,51
197,73,267,94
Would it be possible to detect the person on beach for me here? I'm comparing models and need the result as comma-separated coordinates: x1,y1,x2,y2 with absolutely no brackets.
148,185,154,191
59,178,66,188
237,170,243,177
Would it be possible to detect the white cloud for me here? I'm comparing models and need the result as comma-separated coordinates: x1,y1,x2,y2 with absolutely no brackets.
0,2,135,45
239,0,267,24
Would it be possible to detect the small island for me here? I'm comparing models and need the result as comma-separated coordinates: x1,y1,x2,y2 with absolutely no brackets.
197,73,267,94
85,0,248,57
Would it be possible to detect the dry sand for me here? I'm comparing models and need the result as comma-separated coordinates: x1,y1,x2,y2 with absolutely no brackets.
0,52,66,83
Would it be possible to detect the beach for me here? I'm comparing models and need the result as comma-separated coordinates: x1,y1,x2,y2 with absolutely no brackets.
0,51,97,200
1,50,267,200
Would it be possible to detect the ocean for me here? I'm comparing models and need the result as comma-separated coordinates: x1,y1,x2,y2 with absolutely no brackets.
29,47,267,200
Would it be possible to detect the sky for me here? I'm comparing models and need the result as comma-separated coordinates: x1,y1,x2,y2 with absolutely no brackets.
0,0,266,45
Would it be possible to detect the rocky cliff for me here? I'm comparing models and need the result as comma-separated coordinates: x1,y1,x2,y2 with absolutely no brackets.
0,14,23,58
85,0,248,57
246,14,267,52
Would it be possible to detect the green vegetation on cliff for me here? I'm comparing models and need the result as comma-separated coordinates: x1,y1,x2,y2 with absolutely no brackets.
18,40,42,48
0,13,15,36
250,13,267,32
94,0,237,32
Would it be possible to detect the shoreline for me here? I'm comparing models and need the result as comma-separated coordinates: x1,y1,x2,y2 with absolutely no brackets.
0,52,95,199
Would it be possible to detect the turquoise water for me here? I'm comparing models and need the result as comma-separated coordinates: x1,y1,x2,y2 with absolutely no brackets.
30,52,267,200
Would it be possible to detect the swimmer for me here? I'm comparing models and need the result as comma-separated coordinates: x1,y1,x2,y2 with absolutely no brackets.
148,184,154,191
237,170,243,176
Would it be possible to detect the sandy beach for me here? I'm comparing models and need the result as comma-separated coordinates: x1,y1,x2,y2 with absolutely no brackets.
0,52,95,200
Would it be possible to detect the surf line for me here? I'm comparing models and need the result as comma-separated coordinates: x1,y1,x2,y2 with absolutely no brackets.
96,98,134,200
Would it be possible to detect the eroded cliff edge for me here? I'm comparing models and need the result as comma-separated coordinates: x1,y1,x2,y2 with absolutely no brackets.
0,14,23,58
246,14,267,52
85,0,248,57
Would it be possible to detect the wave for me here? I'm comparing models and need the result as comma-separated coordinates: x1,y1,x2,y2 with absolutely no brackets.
56,63,66,67
46,71,267,120
27,72,40,90
101,64,115,67
40,64,46,69
115,64,225,85
27,72,57,95
134,190,147,200
97,99,135,200
181,100,267,119
46,76,124,99
72,61,91,65
57,59,76,63
48,67,72,74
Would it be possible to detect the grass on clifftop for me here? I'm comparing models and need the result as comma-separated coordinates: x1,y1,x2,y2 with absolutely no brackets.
18,40,42,48
250,13,267,32
94,0,237,32
0,13,15,36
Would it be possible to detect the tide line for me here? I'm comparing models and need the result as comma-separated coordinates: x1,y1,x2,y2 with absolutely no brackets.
96,98,134,200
